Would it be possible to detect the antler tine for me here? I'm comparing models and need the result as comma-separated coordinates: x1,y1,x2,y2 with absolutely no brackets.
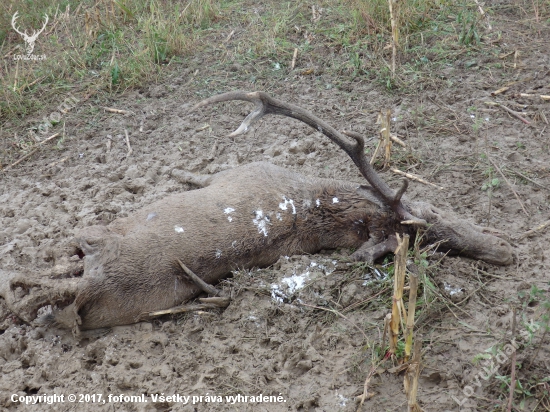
342,130,412,212
194,91,359,152
193,91,267,137
342,129,365,152
11,12,26,37
29,14,48,38
37,14,49,36
393,178,408,206
196,91,426,226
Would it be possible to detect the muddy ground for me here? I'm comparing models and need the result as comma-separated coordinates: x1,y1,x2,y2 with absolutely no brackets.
1,7,550,412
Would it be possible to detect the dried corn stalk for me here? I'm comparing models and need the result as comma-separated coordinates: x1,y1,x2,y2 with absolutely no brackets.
389,233,408,355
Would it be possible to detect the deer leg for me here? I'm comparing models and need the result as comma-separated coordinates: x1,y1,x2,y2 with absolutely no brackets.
0,263,82,325
176,258,229,299
138,298,230,321
171,169,214,187
351,235,399,263
138,260,230,321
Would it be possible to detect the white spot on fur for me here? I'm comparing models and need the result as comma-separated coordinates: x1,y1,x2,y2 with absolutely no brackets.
231,240,237,248
276,212,282,221
316,199,321,207
174,226,184,233
252,210,269,236
303,199,312,208
224,207,235,222
279,196,296,214
215,249,222,258
332,197,339,203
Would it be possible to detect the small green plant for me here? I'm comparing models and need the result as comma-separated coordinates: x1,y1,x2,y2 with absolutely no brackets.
472,352,493,365
471,116,484,135
495,375,536,409
457,8,480,46
415,250,429,269
375,66,396,90
350,51,363,76
394,340,406,358
111,62,121,85
481,165,500,191
518,285,550,336
481,177,500,191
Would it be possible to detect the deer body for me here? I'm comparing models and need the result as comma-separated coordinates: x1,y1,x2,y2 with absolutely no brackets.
58,162,402,330
22,91,512,333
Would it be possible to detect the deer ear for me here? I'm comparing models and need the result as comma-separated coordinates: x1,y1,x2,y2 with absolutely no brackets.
75,226,109,255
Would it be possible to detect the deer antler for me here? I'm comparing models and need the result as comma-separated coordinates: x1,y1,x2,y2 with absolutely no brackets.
11,12,27,38
194,91,426,226
33,14,50,37
34,14,49,38
11,12,48,39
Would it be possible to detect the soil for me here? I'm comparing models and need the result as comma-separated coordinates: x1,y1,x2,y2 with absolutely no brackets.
1,8,550,412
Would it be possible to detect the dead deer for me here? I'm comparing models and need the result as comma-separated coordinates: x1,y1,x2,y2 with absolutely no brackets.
1,91,513,334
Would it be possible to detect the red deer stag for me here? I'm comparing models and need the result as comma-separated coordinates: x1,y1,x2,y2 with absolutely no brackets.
0,91,513,335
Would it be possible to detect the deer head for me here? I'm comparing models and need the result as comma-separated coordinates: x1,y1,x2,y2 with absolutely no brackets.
12,11,49,56
193,91,514,265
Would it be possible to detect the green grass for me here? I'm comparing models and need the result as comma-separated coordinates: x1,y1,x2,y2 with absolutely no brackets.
0,0,220,125
1,0,548,132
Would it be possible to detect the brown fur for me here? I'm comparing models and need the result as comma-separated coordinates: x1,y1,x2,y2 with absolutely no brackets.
47,162,511,331
55,163,396,330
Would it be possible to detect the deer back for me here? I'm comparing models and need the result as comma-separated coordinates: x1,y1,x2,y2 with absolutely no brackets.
70,162,397,329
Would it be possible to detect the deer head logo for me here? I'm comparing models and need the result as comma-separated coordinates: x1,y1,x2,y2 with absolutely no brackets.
11,11,49,56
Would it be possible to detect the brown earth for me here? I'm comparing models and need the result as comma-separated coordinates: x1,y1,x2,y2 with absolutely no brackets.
1,6,550,412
